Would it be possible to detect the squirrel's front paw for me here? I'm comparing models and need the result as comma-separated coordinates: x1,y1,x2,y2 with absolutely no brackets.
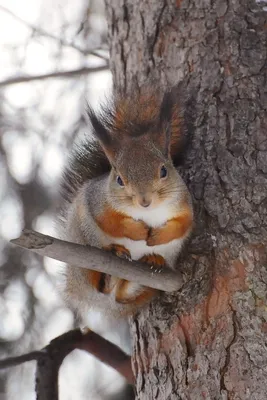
126,219,149,241
103,244,131,260
146,228,162,246
146,226,173,246
139,254,166,268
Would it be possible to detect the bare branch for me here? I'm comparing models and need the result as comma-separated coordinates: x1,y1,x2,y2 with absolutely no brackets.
10,229,184,292
0,351,45,369
0,5,109,61
35,329,82,400
0,328,133,400
0,65,109,87
36,329,133,399
77,329,134,384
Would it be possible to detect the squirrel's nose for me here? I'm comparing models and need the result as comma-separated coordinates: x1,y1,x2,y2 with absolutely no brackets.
139,196,151,208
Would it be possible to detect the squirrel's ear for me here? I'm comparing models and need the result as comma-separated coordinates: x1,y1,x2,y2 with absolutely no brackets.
87,106,117,162
159,86,182,159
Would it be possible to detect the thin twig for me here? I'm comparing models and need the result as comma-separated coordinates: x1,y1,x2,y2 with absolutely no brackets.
0,351,45,369
0,5,109,61
0,328,134,400
10,229,184,292
35,329,83,400
77,329,134,384
0,65,109,87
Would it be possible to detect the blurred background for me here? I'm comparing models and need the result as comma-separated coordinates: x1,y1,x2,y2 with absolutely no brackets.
0,0,131,398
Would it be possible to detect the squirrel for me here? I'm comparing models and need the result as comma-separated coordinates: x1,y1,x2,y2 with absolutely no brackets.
57,84,194,321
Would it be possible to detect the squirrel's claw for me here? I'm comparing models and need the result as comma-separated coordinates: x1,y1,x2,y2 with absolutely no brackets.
139,254,166,268
104,244,132,261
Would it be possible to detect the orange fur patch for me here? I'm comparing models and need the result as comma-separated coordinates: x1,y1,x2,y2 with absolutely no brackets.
87,270,118,294
100,243,131,294
170,104,182,156
103,243,131,259
96,207,149,240
115,280,157,305
102,275,119,294
114,94,160,132
131,287,158,306
139,254,166,267
115,253,165,304
113,100,127,131
87,271,105,292
138,93,160,122
147,206,193,246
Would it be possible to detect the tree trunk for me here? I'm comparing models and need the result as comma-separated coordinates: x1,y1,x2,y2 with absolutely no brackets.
105,0,267,398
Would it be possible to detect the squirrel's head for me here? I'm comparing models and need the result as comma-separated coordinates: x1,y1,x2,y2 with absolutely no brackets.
87,86,187,210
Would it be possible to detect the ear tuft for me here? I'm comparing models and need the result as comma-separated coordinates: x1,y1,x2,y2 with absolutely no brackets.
159,85,189,164
159,88,176,125
86,104,118,163
87,105,112,147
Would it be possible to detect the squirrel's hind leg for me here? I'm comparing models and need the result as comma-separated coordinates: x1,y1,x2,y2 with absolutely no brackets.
92,243,132,294
115,280,157,305
114,254,166,305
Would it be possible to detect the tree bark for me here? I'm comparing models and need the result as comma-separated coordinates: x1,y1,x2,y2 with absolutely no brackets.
105,0,267,399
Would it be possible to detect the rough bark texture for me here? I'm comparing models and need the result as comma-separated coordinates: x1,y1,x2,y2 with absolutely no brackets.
105,0,267,399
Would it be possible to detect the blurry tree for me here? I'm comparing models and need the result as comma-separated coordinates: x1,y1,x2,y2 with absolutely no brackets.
0,1,130,399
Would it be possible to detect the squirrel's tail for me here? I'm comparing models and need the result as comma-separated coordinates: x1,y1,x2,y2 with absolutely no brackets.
60,139,110,206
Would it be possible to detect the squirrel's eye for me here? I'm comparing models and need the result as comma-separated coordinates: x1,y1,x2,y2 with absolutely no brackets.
160,165,168,179
116,175,124,187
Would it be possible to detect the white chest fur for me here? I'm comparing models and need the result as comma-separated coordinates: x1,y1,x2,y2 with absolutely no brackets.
124,201,174,228
111,236,183,268
104,202,183,268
